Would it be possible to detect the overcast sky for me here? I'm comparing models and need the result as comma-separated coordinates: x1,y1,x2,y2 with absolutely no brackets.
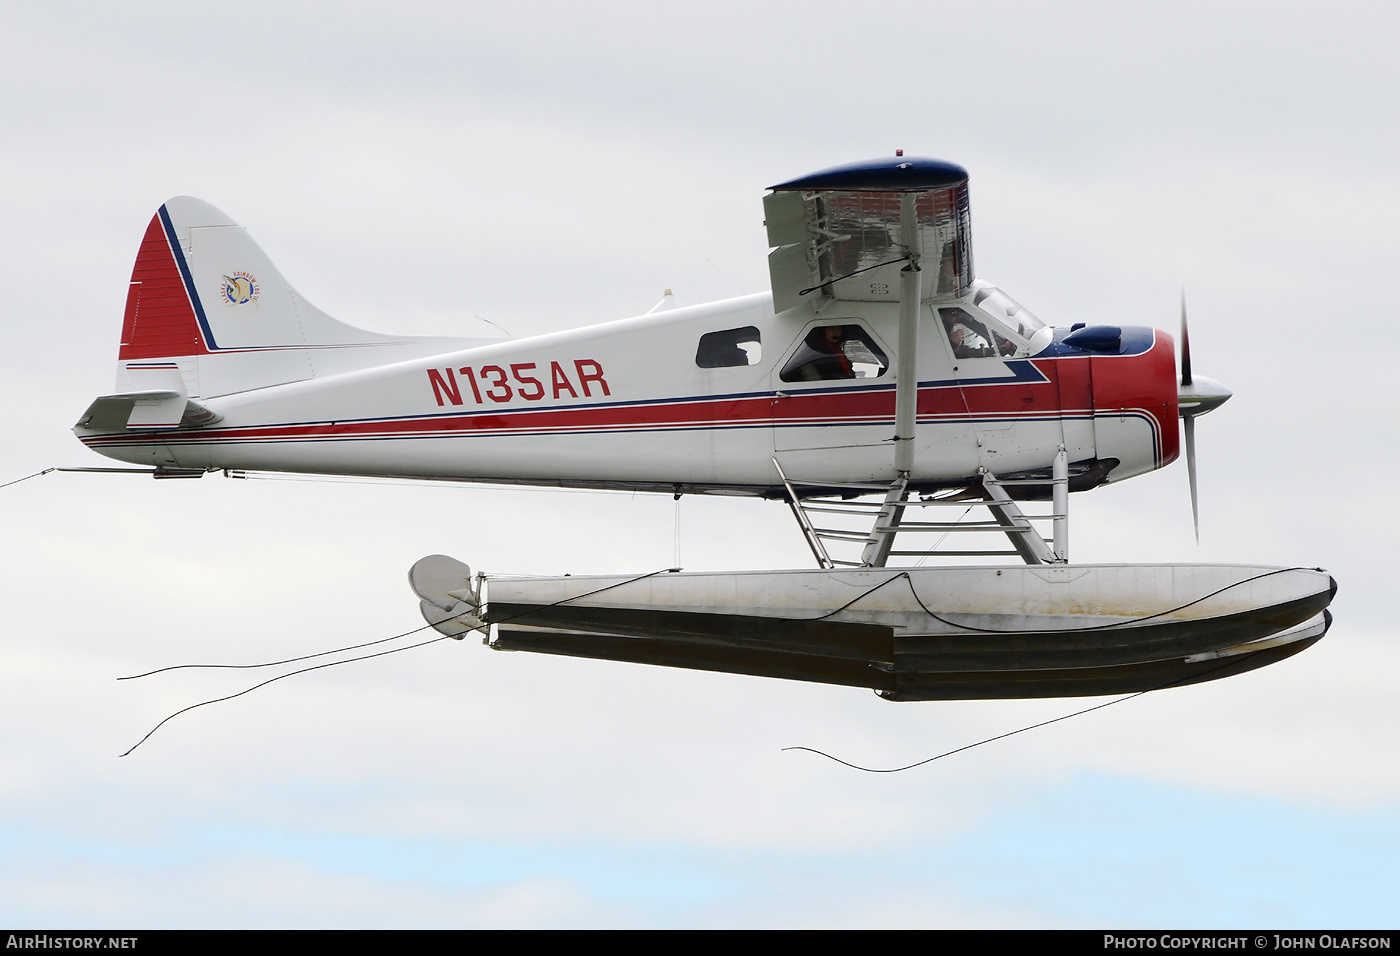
1,1,1397,927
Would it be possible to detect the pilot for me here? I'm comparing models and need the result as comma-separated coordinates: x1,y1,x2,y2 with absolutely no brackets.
942,310,995,359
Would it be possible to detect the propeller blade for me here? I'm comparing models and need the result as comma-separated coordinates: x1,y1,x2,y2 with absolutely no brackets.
1180,290,1192,387
1177,291,1229,543
1184,413,1199,544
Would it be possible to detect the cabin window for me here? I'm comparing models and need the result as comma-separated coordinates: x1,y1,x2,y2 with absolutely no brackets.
779,324,888,382
696,326,762,368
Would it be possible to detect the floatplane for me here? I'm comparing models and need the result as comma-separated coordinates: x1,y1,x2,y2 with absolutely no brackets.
75,155,1334,700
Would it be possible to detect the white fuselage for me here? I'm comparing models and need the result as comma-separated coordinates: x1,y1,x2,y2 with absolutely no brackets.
78,290,1178,494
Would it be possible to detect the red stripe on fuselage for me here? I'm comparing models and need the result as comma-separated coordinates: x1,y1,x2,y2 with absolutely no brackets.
82,381,1078,449
85,339,1180,457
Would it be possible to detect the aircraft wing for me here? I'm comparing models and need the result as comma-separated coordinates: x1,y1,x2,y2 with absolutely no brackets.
764,157,973,312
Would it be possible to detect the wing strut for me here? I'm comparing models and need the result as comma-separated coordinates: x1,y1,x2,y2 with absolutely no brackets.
893,193,922,477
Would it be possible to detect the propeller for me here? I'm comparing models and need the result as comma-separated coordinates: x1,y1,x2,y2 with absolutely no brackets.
1177,292,1233,542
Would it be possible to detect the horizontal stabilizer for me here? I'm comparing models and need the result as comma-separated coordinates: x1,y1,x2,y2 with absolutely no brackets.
75,393,224,432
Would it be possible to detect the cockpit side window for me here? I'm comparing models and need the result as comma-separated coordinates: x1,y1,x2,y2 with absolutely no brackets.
779,324,889,382
940,307,1000,358
696,326,762,368
941,306,1032,359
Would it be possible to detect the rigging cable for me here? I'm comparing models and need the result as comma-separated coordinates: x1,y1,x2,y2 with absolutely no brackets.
776,569,1327,771
782,647,1276,773
119,634,451,757
118,623,437,679
0,467,55,490
892,566,1322,634
757,565,1319,633
914,504,973,567
119,566,683,756
799,255,912,297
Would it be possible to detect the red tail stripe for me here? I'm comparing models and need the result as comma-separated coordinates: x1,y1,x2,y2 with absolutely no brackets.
118,213,208,360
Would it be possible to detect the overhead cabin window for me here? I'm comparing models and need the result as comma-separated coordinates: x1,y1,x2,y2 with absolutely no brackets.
696,326,762,368
972,284,1047,339
939,307,1023,359
779,324,889,382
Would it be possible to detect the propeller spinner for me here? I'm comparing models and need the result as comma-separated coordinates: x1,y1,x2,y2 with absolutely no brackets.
1177,294,1233,541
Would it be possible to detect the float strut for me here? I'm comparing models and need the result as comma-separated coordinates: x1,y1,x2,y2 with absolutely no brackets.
1052,445,1069,563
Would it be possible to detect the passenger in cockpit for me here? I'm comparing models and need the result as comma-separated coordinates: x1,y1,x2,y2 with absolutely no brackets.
803,326,856,379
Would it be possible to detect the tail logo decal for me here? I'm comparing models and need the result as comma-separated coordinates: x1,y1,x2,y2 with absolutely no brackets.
221,272,260,306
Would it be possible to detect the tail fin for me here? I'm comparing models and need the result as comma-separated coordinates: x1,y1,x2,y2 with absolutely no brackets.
116,197,476,398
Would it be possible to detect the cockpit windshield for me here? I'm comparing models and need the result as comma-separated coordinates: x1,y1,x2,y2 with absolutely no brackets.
972,282,1047,339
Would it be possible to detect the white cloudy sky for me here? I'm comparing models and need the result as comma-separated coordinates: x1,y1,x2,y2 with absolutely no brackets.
1,0,1397,928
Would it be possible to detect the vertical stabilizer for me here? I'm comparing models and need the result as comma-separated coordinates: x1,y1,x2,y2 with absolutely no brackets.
114,197,484,399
